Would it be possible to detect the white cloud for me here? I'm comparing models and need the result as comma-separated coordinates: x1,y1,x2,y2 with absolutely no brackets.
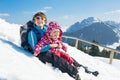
104,10,120,14
43,6,52,10
38,6,52,13
0,13,10,17
23,6,52,14
61,15,69,19
97,10,120,23
59,15,75,20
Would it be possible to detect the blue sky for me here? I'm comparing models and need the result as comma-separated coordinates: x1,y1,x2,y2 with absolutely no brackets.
1,0,120,26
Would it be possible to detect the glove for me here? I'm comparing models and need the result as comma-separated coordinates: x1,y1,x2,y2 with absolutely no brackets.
34,52,39,56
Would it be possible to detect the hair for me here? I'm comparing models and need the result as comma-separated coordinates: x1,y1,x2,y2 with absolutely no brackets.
50,29,60,37
32,12,47,24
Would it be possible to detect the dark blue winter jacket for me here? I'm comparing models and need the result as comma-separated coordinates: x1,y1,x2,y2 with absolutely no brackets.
28,21,50,53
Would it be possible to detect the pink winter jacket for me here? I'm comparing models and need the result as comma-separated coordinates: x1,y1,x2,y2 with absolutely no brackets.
34,21,67,54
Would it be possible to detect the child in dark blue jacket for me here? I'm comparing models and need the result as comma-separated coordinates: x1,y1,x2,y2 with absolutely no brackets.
23,12,81,80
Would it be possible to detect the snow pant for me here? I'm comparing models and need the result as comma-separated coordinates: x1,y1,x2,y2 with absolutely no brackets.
37,52,78,78
51,50,74,64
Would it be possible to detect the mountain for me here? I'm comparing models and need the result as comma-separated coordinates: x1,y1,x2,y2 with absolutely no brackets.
0,18,120,80
64,17,119,45
66,17,100,33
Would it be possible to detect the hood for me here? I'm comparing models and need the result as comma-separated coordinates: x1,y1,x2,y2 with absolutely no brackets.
46,21,62,40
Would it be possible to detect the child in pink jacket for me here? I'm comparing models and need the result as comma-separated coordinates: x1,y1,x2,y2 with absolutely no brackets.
34,21,74,64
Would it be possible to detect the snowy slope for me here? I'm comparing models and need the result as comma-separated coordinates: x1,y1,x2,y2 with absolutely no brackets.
0,18,120,80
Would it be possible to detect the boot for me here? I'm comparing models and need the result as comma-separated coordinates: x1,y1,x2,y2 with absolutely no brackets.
71,63,80,70
84,67,99,76
92,71,99,76
73,74,81,80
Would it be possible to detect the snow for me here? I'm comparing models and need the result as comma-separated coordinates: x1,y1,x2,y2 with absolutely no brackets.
0,18,120,80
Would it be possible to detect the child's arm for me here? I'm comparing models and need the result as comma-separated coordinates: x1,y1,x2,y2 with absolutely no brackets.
40,43,58,53
57,42,62,49
34,41,43,56
34,42,58,56
34,34,49,56
61,43,67,52
58,41,67,52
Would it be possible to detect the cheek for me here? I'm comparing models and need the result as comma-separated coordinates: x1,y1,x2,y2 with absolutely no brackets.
34,21,37,25
42,21,46,24
35,22,39,26
52,36,56,39
35,21,42,26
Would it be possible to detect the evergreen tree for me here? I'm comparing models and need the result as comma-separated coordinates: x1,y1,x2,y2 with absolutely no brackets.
115,46,120,59
89,40,100,56
101,49,110,58
78,41,86,52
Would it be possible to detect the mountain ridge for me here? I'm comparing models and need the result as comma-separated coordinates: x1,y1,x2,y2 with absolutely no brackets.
64,17,120,45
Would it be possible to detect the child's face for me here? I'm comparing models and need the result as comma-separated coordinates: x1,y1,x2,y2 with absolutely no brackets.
51,32,59,40
34,16,46,27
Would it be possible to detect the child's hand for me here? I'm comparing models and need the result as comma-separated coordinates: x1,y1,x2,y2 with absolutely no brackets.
34,52,38,56
62,45,67,52
50,44,58,48
58,43,62,49
64,48,67,52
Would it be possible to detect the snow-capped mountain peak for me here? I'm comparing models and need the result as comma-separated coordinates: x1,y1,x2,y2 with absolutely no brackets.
66,17,101,33
80,17,101,28
81,17,100,24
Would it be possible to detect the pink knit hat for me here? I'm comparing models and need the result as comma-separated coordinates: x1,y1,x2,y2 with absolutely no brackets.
47,21,63,40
